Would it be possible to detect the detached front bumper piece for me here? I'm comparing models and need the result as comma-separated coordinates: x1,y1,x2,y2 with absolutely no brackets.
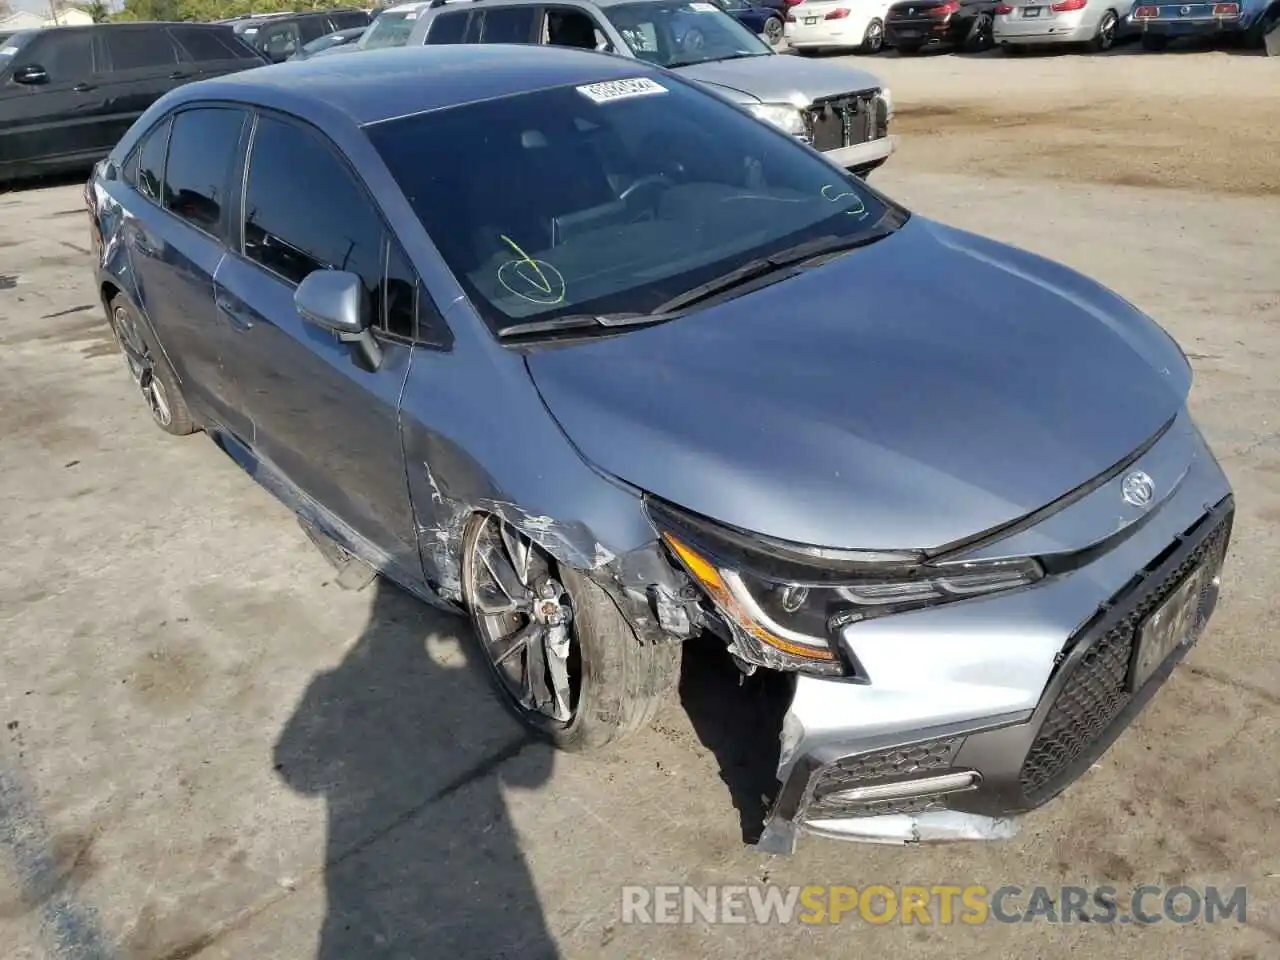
756,412,1233,854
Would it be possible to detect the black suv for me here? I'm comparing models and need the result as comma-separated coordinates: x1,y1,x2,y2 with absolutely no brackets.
233,9,372,62
1,22,266,184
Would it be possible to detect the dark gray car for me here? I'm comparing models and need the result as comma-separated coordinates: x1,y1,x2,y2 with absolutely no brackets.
86,45,1232,854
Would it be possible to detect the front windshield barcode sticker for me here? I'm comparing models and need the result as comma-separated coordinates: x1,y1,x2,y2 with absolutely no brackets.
576,78,668,105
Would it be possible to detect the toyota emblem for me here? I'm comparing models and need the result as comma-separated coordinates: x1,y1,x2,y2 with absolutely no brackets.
1122,470,1155,508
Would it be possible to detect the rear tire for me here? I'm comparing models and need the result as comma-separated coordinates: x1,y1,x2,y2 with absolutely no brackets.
963,12,994,51
1085,8,1119,51
1140,32,1168,50
107,295,196,437
859,18,885,53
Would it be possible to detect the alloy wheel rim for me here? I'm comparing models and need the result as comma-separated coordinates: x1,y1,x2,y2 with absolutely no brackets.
468,515,580,724
1099,13,1116,47
868,21,883,48
111,306,171,427
765,17,783,44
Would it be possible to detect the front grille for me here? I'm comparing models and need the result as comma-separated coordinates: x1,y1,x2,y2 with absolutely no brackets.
1017,511,1232,806
808,736,964,820
803,92,883,152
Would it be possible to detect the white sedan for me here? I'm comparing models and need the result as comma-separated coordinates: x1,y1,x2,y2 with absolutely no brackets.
785,0,892,52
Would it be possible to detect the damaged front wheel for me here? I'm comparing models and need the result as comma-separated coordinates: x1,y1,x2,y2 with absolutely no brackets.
462,513,679,750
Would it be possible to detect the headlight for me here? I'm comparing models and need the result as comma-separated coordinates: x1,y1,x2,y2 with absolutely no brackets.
648,500,1043,677
744,101,807,138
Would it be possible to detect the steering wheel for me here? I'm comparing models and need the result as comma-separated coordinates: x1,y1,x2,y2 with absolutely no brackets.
617,174,673,213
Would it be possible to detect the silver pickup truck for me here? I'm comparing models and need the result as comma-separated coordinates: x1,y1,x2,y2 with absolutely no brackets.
378,0,895,175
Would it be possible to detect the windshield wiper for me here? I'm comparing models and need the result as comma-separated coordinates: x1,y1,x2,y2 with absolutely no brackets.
496,311,679,339
652,225,896,315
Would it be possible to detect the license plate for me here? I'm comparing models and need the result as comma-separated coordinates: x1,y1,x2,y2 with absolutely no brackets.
805,15,818,23
896,28,921,37
1128,565,1209,692
1023,6,1042,16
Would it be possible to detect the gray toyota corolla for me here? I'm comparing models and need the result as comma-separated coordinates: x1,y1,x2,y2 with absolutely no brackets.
87,44,1232,854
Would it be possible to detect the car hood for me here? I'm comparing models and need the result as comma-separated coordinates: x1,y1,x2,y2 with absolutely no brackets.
524,217,1191,551
675,52,883,105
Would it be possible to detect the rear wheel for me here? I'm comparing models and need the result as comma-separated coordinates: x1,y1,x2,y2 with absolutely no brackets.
107,295,195,436
461,514,679,751
1140,32,1168,50
963,12,994,51
859,18,885,53
1086,8,1119,51
762,15,784,46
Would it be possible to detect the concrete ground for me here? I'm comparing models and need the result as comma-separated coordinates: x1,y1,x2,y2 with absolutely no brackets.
2,46,1278,960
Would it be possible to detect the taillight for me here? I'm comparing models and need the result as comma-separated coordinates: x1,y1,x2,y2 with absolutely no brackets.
1050,0,1086,9
994,2,1012,11
1212,2,1238,13
825,7,850,17
1133,4,1158,16
931,0,960,15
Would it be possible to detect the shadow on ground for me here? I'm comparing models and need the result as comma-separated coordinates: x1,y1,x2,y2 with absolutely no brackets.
274,580,560,959
678,638,792,844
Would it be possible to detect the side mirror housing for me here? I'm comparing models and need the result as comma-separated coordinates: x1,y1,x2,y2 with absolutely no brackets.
295,269,382,369
12,64,49,85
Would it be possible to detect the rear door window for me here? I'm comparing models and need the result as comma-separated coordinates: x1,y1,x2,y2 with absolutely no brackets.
425,10,470,43
162,107,248,236
103,27,181,70
132,116,171,204
167,26,245,63
477,7,538,42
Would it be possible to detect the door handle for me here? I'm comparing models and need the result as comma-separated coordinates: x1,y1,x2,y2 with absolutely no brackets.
216,294,254,331
72,82,96,92
168,71,189,80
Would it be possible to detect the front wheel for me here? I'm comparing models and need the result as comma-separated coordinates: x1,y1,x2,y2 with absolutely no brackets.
461,514,680,751
1085,9,1119,51
859,18,885,53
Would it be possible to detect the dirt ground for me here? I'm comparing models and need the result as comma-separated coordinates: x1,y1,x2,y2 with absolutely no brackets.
1,47,1278,960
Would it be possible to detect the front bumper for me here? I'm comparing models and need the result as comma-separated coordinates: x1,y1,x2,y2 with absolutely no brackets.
826,135,896,174
757,408,1234,853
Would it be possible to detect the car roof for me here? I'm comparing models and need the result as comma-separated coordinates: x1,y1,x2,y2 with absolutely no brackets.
180,45,666,126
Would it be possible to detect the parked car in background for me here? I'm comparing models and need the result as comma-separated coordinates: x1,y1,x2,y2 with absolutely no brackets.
87,43,1234,855
308,0,433,55
712,0,788,45
785,0,892,53
234,8,372,62
994,0,1131,52
1127,0,1277,51
884,0,997,52
404,0,894,176
290,25,370,59
1,22,265,184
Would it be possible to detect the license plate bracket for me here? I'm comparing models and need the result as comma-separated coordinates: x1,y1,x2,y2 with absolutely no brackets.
804,15,819,23
1024,6,1042,16
1127,565,1208,693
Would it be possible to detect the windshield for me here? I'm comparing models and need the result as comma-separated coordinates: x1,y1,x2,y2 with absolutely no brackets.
603,0,771,68
367,74,900,336
0,31,35,71
360,10,418,49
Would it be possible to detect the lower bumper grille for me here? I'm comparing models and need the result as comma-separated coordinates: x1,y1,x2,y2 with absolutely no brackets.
803,92,887,152
808,737,965,819
1017,510,1233,805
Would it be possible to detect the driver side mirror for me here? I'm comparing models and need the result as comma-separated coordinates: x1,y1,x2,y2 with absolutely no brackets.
295,269,383,370
12,64,49,85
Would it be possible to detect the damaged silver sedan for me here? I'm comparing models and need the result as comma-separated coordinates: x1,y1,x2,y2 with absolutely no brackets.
88,45,1232,853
